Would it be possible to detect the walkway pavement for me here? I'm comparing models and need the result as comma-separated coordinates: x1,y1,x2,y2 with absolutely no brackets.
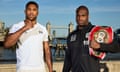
0,61,64,72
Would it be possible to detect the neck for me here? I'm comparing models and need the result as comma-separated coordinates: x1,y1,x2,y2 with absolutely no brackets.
77,22,90,30
78,25,88,29
31,20,37,26
26,19,37,25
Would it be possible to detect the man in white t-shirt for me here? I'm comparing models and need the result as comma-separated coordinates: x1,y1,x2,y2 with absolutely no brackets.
4,1,52,72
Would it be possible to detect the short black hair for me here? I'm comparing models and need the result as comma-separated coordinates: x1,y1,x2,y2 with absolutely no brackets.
25,1,39,9
76,5,89,15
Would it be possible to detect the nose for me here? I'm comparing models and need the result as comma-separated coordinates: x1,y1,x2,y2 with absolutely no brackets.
77,15,83,20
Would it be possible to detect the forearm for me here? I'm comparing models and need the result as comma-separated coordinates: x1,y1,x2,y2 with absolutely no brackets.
45,47,52,72
99,41,120,53
4,27,27,48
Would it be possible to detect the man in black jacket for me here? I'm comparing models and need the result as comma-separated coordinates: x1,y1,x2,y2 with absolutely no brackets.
63,5,120,72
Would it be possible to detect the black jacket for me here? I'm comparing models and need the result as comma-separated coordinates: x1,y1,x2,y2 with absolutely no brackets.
63,23,120,72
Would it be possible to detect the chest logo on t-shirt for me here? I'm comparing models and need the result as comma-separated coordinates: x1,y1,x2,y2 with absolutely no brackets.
70,34,77,42
18,27,43,45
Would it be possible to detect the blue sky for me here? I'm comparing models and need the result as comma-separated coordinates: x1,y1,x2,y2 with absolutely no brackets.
0,0,120,37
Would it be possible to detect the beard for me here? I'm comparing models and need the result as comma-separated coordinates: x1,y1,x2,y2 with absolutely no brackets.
77,22,88,27
26,16,37,21
77,20,89,27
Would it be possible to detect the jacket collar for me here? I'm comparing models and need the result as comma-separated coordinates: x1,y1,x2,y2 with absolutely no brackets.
76,22,93,31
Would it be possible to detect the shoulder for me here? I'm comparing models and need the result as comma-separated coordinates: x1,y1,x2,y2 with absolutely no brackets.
37,23,46,30
89,25,96,32
9,21,25,33
10,21,24,29
67,30,78,39
37,23,48,33
69,30,78,36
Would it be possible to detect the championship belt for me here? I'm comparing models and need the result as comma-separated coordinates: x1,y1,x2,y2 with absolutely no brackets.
88,26,113,59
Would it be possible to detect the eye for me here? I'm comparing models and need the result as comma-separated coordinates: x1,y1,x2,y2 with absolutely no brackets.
81,14,85,16
33,8,37,11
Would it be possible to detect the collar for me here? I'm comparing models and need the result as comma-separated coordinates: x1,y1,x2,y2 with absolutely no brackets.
76,22,93,31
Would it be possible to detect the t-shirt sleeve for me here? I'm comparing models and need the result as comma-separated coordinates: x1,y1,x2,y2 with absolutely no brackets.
9,24,19,34
43,28,49,41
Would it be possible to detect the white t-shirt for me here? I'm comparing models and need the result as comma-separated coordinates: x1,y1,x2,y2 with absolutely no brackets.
9,21,48,71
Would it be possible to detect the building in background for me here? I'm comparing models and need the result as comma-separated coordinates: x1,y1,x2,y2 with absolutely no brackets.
0,21,7,46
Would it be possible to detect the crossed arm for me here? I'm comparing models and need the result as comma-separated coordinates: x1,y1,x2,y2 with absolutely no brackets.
4,26,27,48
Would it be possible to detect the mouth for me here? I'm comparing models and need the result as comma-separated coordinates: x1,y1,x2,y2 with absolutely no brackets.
28,15,35,19
29,14,34,18
77,21,84,24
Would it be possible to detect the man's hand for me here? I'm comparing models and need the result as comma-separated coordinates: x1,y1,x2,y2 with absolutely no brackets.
24,20,34,30
90,39,100,50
